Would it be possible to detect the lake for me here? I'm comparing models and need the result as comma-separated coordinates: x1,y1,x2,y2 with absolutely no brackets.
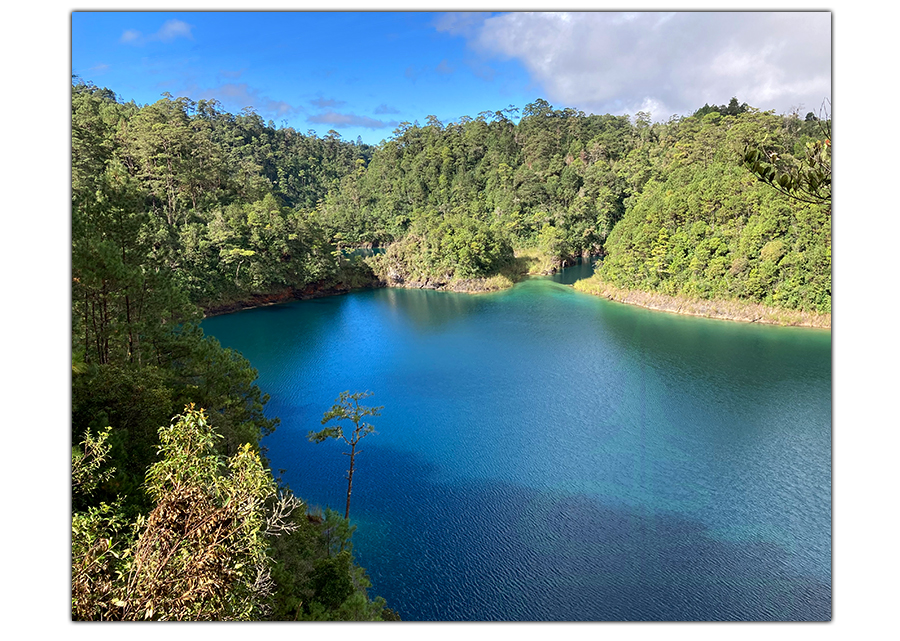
201,266,831,621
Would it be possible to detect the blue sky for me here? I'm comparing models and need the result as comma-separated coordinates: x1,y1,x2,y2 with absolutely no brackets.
71,10,832,145
72,12,534,144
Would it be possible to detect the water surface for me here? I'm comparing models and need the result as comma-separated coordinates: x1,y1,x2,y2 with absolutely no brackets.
202,268,831,621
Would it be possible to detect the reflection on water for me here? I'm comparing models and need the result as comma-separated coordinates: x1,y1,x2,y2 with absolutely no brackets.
547,256,599,285
374,287,489,331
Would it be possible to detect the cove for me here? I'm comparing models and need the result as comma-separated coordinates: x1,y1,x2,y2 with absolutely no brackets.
201,267,831,621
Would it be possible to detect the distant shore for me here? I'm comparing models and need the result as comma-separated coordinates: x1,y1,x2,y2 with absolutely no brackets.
573,276,831,329
367,248,566,295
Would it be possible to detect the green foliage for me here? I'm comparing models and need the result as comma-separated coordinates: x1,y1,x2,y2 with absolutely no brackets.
310,391,382,446
74,79,829,317
315,102,634,264
71,325,278,519
309,552,355,610
123,406,291,620
594,106,831,314
369,212,515,284
266,505,392,621
71,426,116,500
71,424,132,620
320,506,357,556
743,133,831,206
163,324,278,454
71,499,133,620
72,363,175,513
692,96,751,118
179,194,336,304
71,79,366,316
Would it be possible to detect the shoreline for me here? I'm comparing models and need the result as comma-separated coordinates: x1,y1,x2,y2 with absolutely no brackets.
200,280,373,318
200,266,830,331
199,266,523,318
572,276,831,329
374,273,516,294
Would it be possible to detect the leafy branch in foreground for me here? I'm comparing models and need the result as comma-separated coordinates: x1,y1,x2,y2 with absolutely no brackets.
71,425,116,500
743,138,831,205
743,100,831,206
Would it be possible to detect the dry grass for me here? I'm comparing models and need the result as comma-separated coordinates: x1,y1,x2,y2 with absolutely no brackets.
448,273,516,293
573,276,831,329
512,247,557,276
378,251,542,295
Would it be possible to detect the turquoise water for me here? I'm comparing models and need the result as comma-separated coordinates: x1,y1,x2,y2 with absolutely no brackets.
202,269,831,621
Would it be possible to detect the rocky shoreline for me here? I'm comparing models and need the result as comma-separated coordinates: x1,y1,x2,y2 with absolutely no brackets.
201,280,374,318
200,269,517,318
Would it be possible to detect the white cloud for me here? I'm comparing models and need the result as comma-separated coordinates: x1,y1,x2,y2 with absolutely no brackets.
156,19,193,42
120,29,141,44
450,11,831,120
120,19,194,46
219,68,246,80
433,12,493,37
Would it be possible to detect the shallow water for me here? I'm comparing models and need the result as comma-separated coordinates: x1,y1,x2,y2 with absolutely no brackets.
202,268,831,620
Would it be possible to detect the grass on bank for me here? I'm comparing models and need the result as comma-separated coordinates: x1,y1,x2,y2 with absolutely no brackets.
444,247,563,292
573,274,831,329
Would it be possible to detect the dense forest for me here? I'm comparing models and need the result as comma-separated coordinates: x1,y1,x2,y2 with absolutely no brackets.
70,79,830,620
71,79,395,620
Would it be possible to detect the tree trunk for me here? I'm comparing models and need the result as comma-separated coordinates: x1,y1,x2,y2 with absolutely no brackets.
90,297,102,364
125,292,133,363
345,446,356,520
83,289,90,363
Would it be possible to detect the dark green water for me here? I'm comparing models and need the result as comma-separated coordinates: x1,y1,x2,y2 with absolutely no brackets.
202,269,831,621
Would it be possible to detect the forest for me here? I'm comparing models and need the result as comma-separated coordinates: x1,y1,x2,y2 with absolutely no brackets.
71,79,831,620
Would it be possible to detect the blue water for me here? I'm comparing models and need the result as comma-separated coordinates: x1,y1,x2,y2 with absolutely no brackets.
202,269,831,621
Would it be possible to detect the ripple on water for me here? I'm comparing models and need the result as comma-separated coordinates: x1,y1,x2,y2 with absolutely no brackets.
201,272,831,621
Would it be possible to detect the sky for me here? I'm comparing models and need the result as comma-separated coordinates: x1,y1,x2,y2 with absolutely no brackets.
71,10,832,145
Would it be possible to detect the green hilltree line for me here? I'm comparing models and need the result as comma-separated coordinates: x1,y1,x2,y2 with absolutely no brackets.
71,77,830,619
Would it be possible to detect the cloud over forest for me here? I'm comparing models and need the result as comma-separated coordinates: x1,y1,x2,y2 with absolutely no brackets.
444,11,831,119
